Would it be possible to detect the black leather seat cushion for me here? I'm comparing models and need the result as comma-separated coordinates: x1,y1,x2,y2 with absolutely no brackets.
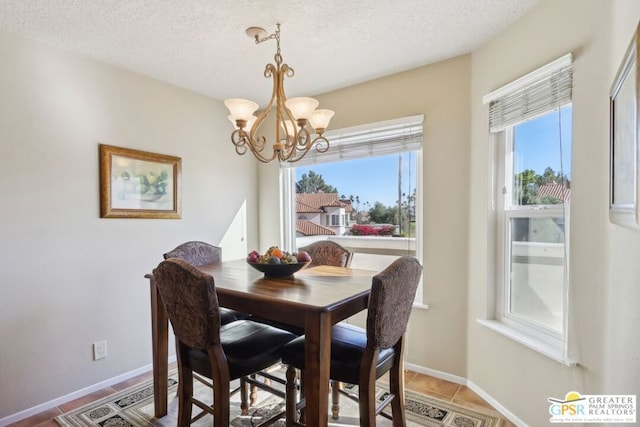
251,316,305,336
187,320,296,380
282,323,395,385
219,307,249,324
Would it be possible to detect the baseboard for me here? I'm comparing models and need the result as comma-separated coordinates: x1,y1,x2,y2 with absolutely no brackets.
404,362,527,426
466,379,529,427
404,362,467,385
0,356,177,427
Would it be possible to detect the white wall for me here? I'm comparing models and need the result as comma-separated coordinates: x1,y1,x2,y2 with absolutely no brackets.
468,0,640,425
0,29,258,418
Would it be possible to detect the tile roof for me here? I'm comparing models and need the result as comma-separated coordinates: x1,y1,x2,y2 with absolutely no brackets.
538,182,571,202
296,220,336,236
296,193,353,212
296,200,323,213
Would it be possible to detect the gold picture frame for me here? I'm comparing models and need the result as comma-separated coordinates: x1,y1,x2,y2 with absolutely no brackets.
99,144,181,219
610,21,640,230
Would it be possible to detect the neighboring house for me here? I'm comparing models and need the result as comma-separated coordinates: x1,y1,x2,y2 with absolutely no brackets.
296,193,353,236
537,182,571,203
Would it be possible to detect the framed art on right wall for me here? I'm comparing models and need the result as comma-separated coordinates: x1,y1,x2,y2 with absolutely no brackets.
610,21,640,230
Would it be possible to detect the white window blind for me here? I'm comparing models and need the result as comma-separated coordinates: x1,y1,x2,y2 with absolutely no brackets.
281,115,423,168
483,53,573,133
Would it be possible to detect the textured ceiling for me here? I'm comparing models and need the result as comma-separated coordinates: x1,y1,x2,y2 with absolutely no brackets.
0,0,539,105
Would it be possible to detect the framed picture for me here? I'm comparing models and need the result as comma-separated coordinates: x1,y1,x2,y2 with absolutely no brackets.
99,144,181,219
609,22,640,230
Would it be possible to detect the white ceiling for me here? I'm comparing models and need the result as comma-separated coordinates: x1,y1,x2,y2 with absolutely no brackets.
0,0,539,105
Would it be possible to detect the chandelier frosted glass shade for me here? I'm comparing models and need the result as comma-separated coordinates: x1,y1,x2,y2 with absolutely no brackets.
224,24,333,163
310,109,335,131
284,97,319,121
224,99,259,124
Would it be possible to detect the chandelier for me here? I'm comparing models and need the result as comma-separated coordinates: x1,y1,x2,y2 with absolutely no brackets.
225,24,334,163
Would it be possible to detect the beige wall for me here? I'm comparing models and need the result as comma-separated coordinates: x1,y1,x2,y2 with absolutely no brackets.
260,55,472,376
0,30,259,418
469,0,640,425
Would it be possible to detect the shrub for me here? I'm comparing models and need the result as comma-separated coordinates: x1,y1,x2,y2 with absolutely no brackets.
350,224,396,236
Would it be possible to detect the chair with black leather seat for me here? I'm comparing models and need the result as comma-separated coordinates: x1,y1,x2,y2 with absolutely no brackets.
298,240,353,269
163,241,247,325
282,256,422,427
296,240,355,419
153,258,297,427
165,241,288,406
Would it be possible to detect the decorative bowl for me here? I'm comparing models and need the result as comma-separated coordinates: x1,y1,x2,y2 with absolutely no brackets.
247,261,311,277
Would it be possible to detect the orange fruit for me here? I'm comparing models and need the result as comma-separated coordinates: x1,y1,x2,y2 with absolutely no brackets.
271,248,284,258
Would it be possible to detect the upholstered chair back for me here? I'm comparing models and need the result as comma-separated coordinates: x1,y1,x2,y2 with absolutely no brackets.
366,256,422,350
153,258,221,349
163,241,222,266
298,240,353,268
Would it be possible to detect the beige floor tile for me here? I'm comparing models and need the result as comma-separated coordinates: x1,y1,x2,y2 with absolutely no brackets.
500,418,517,427
452,385,495,410
405,372,460,400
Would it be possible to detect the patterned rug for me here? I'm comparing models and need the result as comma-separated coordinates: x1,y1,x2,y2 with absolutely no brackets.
55,371,501,426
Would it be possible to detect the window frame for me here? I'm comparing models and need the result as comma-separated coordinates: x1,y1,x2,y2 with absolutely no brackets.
479,54,576,365
279,116,425,305
495,126,571,349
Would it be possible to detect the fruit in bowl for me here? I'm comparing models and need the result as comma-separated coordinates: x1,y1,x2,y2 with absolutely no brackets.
246,247,312,277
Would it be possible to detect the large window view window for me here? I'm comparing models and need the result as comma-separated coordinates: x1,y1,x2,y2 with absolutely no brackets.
281,116,423,298
504,107,571,334
483,54,573,362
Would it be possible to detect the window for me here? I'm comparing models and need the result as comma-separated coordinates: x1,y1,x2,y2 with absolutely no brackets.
281,115,425,303
482,54,574,363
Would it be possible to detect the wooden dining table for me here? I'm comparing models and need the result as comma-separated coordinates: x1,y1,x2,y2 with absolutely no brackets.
146,258,375,426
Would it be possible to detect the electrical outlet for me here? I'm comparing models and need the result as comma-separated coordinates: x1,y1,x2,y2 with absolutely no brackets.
93,340,107,360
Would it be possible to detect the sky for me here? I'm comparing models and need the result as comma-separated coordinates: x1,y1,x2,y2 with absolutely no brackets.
296,152,417,208
514,105,572,178
296,105,572,209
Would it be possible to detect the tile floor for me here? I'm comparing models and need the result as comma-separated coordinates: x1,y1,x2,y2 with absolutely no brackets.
9,366,515,426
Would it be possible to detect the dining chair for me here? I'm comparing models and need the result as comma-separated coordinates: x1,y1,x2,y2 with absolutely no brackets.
282,256,423,427
163,241,247,325
153,258,297,427
165,241,288,406
298,240,354,268
298,240,355,419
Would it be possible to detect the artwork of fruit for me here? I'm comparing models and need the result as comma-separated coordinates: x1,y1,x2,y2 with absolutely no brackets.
119,170,169,201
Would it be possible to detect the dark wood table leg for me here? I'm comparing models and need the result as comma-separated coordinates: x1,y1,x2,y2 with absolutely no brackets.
147,274,169,418
304,311,331,426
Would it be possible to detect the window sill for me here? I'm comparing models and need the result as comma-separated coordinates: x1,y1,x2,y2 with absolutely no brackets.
476,319,577,367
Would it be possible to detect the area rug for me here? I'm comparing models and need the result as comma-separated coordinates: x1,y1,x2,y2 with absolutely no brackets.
55,371,501,427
